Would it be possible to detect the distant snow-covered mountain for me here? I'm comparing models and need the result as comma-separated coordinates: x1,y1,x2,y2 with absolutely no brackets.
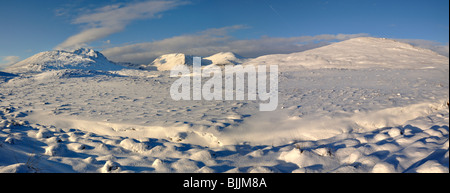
5,37,448,74
203,52,246,66
245,37,449,69
3,49,248,73
4,48,124,73
145,37,449,72
146,52,246,71
145,53,194,71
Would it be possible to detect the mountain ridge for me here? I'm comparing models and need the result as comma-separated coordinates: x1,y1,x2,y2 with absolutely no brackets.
4,37,448,74
244,37,449,69
4,48,124,73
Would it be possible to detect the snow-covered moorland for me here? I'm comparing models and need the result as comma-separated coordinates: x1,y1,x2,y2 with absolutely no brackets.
0,37,448,173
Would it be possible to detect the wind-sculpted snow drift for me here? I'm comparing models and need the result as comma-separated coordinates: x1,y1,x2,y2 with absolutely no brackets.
0,37,448,173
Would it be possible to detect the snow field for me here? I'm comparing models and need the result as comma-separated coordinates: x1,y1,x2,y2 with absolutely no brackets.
0,37,448,173
0,101,448,173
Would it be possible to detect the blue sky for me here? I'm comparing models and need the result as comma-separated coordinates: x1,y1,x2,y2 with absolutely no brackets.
1,0,449,67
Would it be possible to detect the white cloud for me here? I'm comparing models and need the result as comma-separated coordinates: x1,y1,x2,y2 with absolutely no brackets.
101,26,369,64
0,56,20,70
55,0,188,50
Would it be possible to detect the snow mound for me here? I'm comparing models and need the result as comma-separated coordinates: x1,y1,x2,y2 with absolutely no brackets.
245,37,449,70
0,163,38,173
4,48,124,74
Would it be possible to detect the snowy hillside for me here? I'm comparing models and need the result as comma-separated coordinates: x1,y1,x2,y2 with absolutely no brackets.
4,48,124,73
146,52,246,71
144,53,194,71
203,52,246,66
0,37,448,173
245,37,449,70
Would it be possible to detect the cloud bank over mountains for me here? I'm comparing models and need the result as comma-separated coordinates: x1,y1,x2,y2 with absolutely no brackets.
101,25,370,64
